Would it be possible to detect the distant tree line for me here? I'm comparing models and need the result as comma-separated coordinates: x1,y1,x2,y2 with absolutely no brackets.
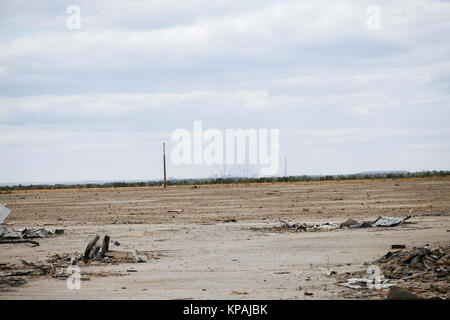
1,170,449,192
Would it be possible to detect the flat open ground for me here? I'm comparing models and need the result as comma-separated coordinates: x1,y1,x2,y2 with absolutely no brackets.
1,178,449,299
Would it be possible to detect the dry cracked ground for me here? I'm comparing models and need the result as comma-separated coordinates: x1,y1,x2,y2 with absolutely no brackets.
0,178,449,299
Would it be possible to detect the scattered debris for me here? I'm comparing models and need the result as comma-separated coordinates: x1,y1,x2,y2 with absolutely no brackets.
341,219,358,228
0,278,27,288
0,239,39,246
1,205,63,244
0,270,33,277
168,209,183,213
342,214,412,229
264,213,414,234
112,221,144,225
231,291,248,295
0,234,151,289
81,235,147,263
303,291,314,296
338,277,395,290
104,250,148,263
0,225,64,239
391,244,406,249
279,220,307,232
279,220,340,232
1,223,64,247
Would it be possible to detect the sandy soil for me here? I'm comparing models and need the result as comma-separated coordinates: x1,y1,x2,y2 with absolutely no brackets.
1,179,449,299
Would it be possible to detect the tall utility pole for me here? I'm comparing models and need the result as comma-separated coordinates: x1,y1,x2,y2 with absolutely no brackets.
163,142,167,188
284,157,287,177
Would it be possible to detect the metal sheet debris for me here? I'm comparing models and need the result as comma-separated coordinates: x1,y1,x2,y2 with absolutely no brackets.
0,204,11,224
372,216,405,227
338,277,395,290
278,220,340,232
0,226,61,239
277,214,411,233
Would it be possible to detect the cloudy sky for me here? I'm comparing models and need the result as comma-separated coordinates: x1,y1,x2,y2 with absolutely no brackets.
0,0,449,183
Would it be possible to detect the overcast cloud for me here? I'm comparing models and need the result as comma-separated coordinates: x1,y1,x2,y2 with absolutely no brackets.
0,0,449,183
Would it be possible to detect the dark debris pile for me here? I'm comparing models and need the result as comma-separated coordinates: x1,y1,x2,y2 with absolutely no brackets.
375,246,449,282
374,246,449,299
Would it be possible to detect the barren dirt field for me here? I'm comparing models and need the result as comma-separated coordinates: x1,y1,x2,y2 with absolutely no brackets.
1,178,449,299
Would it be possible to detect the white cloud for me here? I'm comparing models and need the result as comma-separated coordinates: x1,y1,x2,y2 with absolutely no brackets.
0,0,449,181
2,0,448,76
